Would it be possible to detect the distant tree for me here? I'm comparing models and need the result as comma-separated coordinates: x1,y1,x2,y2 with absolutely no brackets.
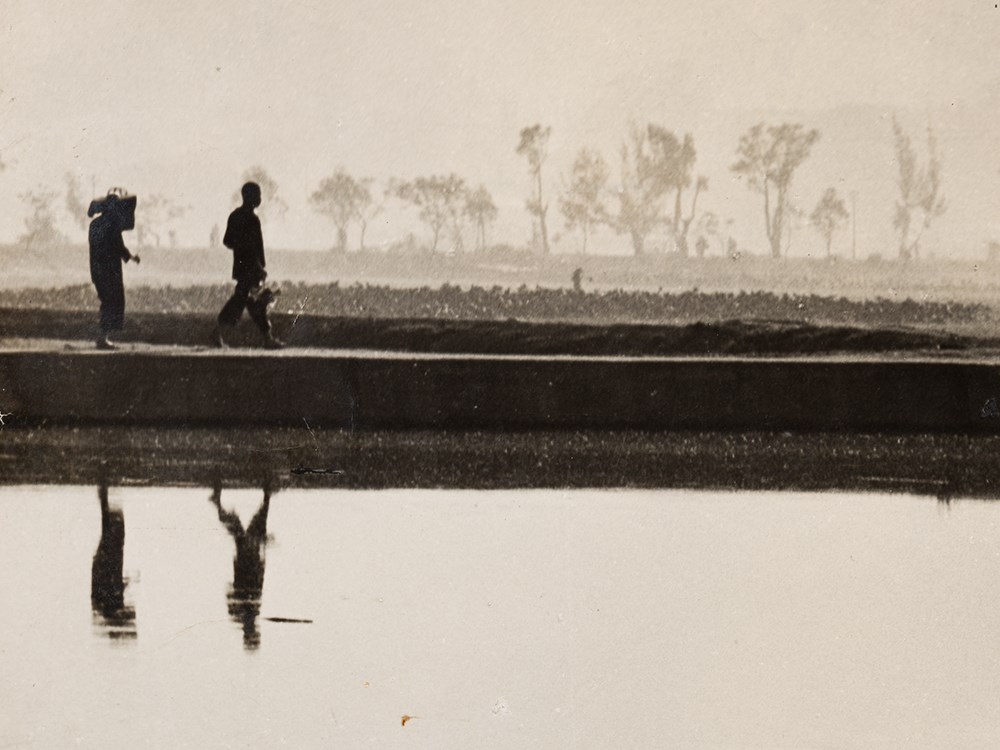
676,175,707,257
209,223,221,248
395,174,467,252
310,169,370,252
357,179,390,252
696,211,721,255
731,122,820,259
783,201,807,257
892,116,946,261
464,185,498,251
724,217,736,254
19,187,65,250
614,125,667,255
516,124,552,254
137,193,188,249
234,166,288,223
559,148,609,254
644,127,707,256
64,173,90,230
810,188,849,258
447,190,469,253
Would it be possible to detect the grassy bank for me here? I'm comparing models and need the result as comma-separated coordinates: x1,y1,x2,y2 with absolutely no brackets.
0,306,986,355
4,243,1000,306
3,280,989,325
2,276,995,353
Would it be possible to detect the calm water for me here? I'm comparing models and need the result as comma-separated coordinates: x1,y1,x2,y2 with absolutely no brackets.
2,486,1000,749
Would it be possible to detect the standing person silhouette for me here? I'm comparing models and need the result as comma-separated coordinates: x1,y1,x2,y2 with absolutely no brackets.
88,190,139,350
212,182,283,348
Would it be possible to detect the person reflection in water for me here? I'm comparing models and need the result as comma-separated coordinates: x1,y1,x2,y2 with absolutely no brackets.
210,481,271,651
91,482,136,641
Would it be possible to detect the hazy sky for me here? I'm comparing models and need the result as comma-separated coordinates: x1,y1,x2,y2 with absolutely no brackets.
2,0,999,255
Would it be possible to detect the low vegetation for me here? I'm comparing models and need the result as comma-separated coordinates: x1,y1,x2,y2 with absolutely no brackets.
2,281,988,328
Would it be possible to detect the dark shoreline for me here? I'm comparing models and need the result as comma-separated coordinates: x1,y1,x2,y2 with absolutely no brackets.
3,305,999,496
0,426,994,498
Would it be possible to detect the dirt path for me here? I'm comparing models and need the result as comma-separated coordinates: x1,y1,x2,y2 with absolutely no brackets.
0,306,990,356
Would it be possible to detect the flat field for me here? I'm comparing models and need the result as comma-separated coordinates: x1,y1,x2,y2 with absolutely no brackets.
2,270,997,353
4,242,1000,304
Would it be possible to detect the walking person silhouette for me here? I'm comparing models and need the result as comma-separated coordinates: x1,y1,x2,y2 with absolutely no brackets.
88,190,139,350
209,480,272,651
212,182,283,348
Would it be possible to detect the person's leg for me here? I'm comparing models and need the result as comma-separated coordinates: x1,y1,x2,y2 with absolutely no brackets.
247,288,284,348
95,285,110,348
246,293,271,335
217,282,250,326
214,281,251,346
96,275,125,349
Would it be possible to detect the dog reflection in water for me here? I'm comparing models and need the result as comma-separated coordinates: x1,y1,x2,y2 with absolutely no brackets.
91,482,136,641
209,481,271,651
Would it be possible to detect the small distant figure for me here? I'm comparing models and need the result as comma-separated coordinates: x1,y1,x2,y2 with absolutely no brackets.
695,236,709,258
212,182,283,349
571,267,583,293
726,237,739,260
88,189,139,350
210,480,272,651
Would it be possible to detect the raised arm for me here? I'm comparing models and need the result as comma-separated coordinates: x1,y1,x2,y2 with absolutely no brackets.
209,486,245,539
245,489,271,539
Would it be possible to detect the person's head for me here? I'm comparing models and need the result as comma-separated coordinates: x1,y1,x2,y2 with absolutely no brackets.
241,182,262,209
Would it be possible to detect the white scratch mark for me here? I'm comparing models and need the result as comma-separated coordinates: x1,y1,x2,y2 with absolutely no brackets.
291,296,308,328
302,417,321,449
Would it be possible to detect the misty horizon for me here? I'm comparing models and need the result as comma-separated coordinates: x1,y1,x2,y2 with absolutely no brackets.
2,1,999,259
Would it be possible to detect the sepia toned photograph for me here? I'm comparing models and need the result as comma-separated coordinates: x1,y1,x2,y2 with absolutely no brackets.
2,1,1000,747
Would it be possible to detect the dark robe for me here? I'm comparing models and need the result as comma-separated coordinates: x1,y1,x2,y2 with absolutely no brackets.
88,212,131,332
91,484,136,640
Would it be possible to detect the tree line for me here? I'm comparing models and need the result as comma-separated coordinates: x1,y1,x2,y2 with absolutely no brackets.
11,117,946,261
305,116,944,261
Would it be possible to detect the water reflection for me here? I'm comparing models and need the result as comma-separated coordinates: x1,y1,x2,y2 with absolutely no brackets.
91,481,136,641
7,485,1000,747
210,480,272,651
